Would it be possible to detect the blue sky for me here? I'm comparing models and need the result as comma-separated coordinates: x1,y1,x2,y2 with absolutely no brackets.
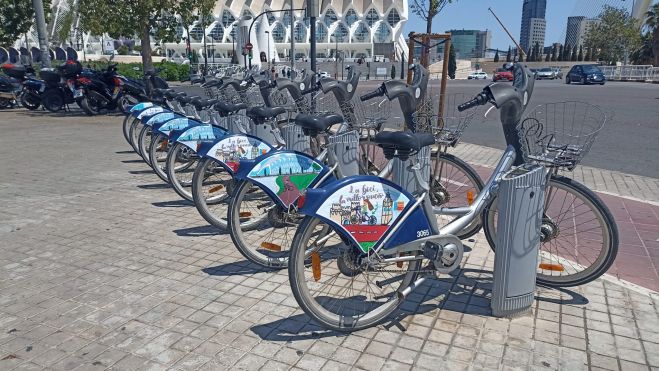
403,0,641,50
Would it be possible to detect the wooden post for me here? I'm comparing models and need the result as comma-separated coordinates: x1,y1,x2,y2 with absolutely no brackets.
439,38,451,127
407,32,415,84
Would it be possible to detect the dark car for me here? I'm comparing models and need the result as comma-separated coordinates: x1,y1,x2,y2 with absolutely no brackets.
565,64,606,85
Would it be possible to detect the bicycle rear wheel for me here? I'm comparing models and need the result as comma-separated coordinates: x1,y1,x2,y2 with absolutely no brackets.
192,158,234,229
123,115,137,146
288,216,420,332
137,125,153,167
129,118,144,155
166,143,199,201
482,175,618,287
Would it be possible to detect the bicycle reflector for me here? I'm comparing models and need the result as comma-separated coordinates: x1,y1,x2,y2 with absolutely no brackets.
297,193,306,208
467,190,475,205
238,211,252,218
208,184,224,193
539,263,565,272
311,252,321,281
260,242,281,251
158,139,169,151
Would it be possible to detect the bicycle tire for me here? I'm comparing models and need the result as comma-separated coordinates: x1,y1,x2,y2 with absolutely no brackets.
148,132,170,183
481,175,618,287
431,153,484,239
227,179,293,268
288,216,420,332
137,124,153,167
122,114,136,146
192,158,234,229
128,117,144,155
166,142,198,201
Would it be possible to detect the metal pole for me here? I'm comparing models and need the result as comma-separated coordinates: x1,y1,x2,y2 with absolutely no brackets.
439,38,451,126
202,16,208,74
407,32,415,83
265,31,270,68
334,36,338,79
33,0,51,67
400,52,404,79
290,0,295,71
310,17,316,73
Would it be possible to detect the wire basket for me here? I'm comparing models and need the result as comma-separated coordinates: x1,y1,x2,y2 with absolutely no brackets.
241,85,266,108
518,101,606,170
413,93,476,146
354,97,392,131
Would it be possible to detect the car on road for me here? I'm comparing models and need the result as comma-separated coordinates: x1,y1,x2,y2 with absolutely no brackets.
467,71,489,80
565,64,606,85
552,67,563,79
318,71,331,79
536,67,557,80
493,68,513,82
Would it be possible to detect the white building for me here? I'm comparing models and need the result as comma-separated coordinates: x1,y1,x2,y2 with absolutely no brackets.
14,0,409,63
564,16,599,49
524,18,546,51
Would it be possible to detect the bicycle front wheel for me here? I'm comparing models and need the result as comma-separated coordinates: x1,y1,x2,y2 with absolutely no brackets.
430,153,484,239
227,180,301,268
482,175,618,287
166,143,199,201
123,115,138,146
137,125,153,166
192,158,234,229
288,216,420,332
128,118,144,155
148,132,171,183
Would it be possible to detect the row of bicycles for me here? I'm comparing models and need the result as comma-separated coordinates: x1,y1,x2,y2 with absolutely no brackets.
121,62,618,331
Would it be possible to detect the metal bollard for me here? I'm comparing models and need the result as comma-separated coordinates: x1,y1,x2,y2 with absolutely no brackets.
328,130,359,177
491,164,547,317
281,123,311,153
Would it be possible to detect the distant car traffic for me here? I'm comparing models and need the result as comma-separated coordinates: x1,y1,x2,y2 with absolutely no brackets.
536,67,557,80
467,71,489,80
565,64,606,85
493,68,513,82
318,71,331,79
552,67,563,79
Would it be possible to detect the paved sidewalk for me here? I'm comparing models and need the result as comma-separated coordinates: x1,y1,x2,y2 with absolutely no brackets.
1,112,659,371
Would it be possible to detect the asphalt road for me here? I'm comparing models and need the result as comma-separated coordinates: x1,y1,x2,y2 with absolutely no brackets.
178,78,659,178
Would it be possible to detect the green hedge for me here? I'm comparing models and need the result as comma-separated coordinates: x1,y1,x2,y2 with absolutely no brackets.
78,61,190,81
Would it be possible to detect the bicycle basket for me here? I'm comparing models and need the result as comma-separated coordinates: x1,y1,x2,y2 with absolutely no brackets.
413,93,476,146
518,101,605,170
242,85,266,108
354,97,392,131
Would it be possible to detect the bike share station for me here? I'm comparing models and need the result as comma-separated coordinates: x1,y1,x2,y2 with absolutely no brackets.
408,32,547,317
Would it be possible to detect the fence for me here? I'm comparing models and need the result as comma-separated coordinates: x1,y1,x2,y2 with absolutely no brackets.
598,65,659,83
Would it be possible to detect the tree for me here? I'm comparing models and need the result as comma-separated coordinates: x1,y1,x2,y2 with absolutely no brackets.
571,45,578,61
0,0,52,46
551,45,557,61
584,5,642,65
390,64,396,79
545,50,550,62
505,46,511,62
494,50,499,62
557,45,564,61
410,0,457,65
529,46,535,62
533,42,541,62
630,32,655,65
578,45,584,61
447,44,456,79
563,45,571,61
642,3,659,66
78,0,213,72
585,47,592,61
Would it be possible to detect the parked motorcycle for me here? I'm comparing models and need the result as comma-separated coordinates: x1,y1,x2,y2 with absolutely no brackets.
76,63,122,115
1,63,41,110
40,60,83,113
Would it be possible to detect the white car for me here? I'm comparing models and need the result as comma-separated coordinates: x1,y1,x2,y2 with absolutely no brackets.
318,71,331,79
467,71,489,80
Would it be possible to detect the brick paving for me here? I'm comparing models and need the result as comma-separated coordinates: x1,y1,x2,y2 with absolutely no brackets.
1,111,659,370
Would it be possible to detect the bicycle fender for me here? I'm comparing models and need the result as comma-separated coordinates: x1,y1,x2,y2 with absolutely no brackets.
128,102,154,113
144,112,180,127
153,117,200,136
235,150,332,208
196,134,274,174
299,176,432,254
135,106,166,120
170,124,229,151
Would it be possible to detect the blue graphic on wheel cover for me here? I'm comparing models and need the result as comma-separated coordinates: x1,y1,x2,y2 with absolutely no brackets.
153,118,200,136
171,125,229,151
197,134,274,174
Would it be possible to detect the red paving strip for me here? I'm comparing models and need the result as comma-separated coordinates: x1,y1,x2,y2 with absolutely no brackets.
470,164,659,292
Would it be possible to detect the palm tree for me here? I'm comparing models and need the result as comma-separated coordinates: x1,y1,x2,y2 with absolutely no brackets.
644,3,659,66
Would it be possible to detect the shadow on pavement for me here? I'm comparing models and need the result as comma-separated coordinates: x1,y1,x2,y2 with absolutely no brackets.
249,267,589,338
173,224,226,237
137,183,170,190
116,150,136,154
122,159,146,164
151,199,190,207
202,260,280,277
129,169,156,175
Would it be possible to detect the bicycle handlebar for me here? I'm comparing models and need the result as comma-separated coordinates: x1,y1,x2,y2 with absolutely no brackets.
360,85,385,101
457,92,489,112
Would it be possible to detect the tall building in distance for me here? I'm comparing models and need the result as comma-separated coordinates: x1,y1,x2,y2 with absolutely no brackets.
564,16,599,49
434,30,491,60
520,0,547,52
